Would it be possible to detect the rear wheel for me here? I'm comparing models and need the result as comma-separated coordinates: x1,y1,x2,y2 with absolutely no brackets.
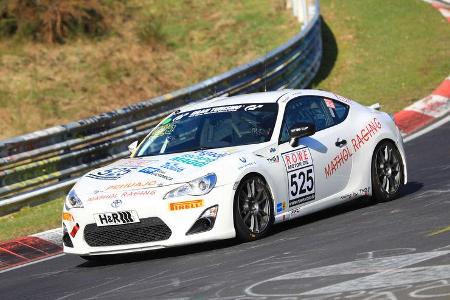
233,175,274,241
371,141,404,202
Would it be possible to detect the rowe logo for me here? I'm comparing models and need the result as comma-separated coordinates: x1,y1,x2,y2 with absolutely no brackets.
169,200,204,211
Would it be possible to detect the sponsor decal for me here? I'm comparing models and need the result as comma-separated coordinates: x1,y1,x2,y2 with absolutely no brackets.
276,201,287,213
160,117,172,125
121,190,156,197
324,98,336,109
282,148,313,171
290,207,302,217
277,202,283,213
340,187,371,200
267,155,280,163
88,189,156,201
62,212,74,221
351,117,382,152
189,105,243,117
139,167,173,181
106,180,157,191
152,122,176,137
111,199,122,208
282,147,315,207
187,104,265,118
95,211,139,226
88,193,118,201
325,118,382,178
169,199,204,211
173,113,188,121
335,94,352,104
239,157,247,163
86,167,133,180
270,147,276,153
110,158,156,168
324,146,353,178
70,223,80,237
238,161,257,170
172,150,227,167
161,161,185,172
244,104,264,111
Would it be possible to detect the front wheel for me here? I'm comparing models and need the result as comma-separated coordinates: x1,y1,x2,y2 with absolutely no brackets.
233,175,274,242
371,141,404,202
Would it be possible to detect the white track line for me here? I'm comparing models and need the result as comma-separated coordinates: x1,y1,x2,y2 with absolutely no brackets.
0,253,65,274
404,114,450,143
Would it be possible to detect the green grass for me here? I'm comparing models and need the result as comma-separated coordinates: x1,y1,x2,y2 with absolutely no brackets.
0,0,297,139
0,197,63,242
313,0,450,112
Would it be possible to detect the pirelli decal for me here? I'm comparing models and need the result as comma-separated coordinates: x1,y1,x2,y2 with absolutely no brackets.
169,199,204,211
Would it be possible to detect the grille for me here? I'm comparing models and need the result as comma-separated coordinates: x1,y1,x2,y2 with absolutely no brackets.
84,217,172,247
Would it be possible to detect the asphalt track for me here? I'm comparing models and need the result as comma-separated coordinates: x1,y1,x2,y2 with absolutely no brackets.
1,121,449,300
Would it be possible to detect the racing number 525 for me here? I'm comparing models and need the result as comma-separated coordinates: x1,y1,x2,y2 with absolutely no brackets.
290,167,314,197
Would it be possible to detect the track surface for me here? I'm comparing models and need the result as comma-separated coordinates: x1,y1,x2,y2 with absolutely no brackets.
1,122,449,300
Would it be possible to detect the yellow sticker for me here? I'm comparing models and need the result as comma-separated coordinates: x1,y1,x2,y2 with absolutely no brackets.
169,199,204,211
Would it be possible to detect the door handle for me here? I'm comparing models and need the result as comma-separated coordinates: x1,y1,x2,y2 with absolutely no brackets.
335,138,347,148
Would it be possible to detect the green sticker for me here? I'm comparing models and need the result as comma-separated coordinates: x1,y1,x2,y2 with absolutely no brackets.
161,117,172,125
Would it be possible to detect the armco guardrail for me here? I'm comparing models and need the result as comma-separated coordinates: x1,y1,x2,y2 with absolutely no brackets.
0,0,322,215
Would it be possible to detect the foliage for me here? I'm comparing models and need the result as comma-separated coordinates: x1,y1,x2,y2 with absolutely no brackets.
0,0,107,43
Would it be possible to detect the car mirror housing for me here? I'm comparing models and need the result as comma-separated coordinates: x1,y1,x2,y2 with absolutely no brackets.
289,123,315,146
128,140,139,154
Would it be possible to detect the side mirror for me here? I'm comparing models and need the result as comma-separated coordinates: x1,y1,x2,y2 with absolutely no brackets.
128,141,139,154
289,123,315,146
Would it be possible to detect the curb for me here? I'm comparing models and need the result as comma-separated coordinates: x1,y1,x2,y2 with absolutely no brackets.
394,76,450,134
424,0,450,21
0,228,62,272
394,0,450,134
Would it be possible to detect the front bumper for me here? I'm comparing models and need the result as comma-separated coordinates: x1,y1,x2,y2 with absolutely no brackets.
63,184,236,256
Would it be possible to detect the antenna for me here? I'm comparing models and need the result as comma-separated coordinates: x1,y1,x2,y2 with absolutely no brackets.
264,47,268,92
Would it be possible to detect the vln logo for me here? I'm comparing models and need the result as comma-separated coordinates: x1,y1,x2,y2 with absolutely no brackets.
169,200,204,211
111,199,122,208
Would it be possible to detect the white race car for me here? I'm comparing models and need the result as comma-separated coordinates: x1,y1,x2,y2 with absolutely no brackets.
62,90,407,258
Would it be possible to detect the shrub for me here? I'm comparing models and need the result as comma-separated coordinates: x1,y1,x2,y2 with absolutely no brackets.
0,0,108,43
136,12,165,46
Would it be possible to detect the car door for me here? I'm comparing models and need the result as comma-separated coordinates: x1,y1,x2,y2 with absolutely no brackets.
276,95,353,210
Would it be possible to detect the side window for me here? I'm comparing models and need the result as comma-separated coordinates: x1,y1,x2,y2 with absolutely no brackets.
279,96,335,144
324,98,349,124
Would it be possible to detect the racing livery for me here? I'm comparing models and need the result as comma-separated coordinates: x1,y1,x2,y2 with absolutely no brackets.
62,90,407,258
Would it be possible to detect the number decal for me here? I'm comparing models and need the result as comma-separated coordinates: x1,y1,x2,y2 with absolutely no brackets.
282,147,316,207
288,166,315,206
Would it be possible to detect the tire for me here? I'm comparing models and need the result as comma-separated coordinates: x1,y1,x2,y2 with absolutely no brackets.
233,175,274,242
371,141,404,202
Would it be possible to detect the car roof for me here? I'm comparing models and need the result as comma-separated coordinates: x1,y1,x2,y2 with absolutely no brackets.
178,89,338,112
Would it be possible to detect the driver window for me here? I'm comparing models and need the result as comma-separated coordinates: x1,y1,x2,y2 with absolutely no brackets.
279,96,334,144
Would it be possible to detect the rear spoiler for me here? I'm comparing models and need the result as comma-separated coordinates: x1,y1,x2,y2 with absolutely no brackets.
368,103,381,111
369,102,395,120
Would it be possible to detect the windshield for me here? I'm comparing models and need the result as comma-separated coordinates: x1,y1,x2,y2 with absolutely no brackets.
136,103,278,157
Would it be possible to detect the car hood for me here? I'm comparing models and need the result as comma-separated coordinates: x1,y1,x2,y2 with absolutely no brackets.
73,144,272,196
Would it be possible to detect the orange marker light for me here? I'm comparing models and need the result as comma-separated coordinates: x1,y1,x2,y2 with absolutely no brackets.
62,212,74,221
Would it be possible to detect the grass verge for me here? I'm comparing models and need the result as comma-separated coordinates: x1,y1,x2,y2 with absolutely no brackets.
0,0,297,139
312,0,450,112
0,197,63,242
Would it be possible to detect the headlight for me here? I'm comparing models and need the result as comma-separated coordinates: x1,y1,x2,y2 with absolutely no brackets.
65,189,84,208
164,173,217,199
